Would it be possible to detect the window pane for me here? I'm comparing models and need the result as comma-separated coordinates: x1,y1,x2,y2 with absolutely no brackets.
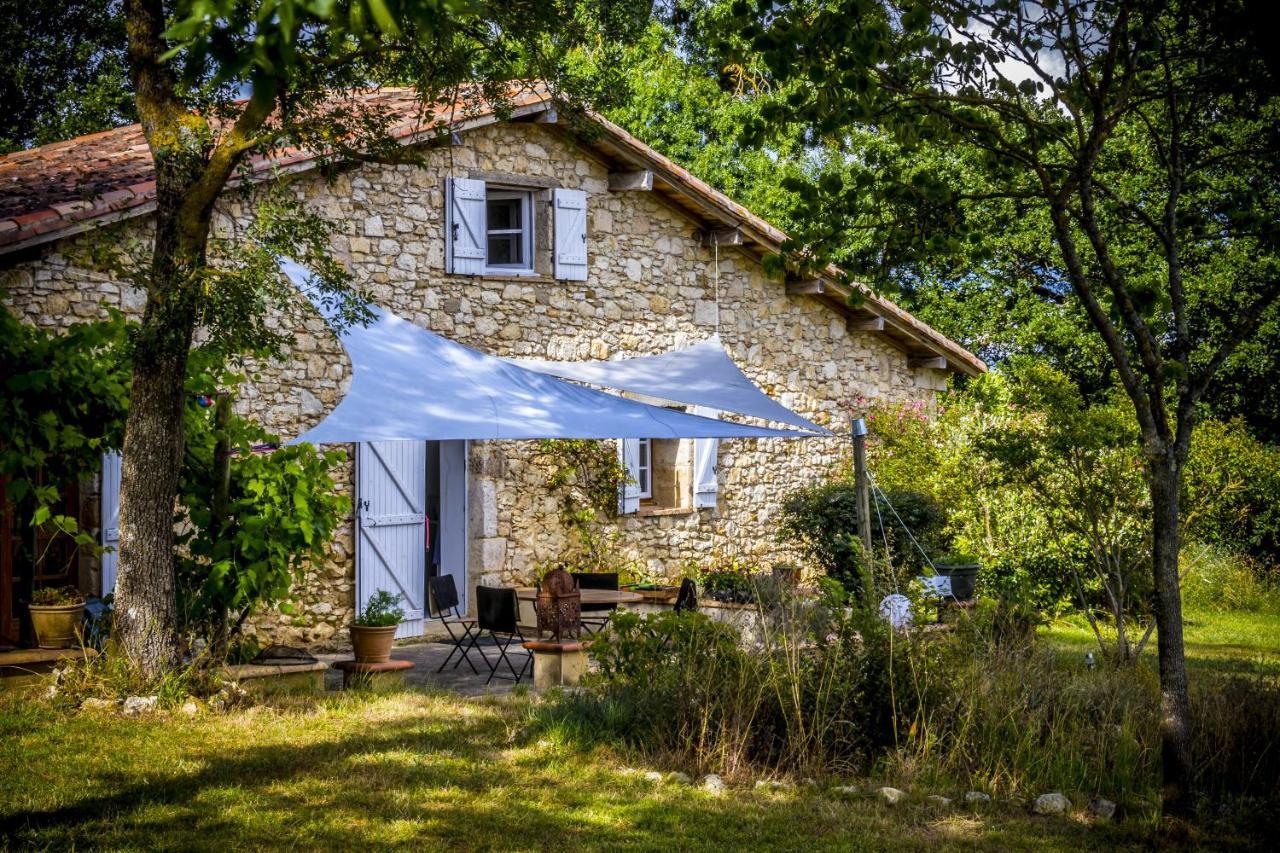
487,197,522,231
487,234,523,266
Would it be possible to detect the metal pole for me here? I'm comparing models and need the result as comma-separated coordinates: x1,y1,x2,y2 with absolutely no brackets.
852,418,873,556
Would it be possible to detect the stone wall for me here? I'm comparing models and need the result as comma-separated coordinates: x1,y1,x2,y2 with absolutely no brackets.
1,120,951,648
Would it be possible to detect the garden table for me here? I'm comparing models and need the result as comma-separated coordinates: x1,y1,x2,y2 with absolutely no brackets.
515,588,644,606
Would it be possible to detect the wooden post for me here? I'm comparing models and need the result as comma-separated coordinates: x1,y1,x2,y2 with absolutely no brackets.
211,392,232,538
852,419,873,557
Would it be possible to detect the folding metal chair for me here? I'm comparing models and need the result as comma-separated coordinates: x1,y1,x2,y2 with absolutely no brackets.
572,571,619,634
428,575,480,675
465,586,531,685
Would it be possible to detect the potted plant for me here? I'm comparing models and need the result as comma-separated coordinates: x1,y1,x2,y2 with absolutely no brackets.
933,554,981,601
28,586,86,649
350,590,404,663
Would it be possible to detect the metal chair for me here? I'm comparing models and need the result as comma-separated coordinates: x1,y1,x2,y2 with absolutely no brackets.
428,575,480,675
674,577,699,613
466,586,530,685
572,571,619,634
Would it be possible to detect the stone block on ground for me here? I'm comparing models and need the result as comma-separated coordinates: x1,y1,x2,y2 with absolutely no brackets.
877,787,907,806
1034,792,1071,815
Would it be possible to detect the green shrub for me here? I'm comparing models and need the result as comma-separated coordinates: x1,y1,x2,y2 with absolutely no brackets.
548,596,938,778
175,381,348,654
777,481,949,598
353,590,404,627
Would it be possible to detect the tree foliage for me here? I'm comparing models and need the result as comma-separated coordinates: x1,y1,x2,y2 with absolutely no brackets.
175,373,348,654
0,0,135,152
0,304,130,562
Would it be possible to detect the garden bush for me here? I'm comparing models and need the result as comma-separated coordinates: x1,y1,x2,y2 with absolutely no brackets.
548,591,944,778
776,480,949,597
175,377,348,655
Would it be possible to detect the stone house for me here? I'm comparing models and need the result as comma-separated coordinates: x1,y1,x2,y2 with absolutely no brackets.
0,86,984,649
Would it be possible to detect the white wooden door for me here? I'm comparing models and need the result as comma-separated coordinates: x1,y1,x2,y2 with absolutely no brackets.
100,451,122,596
356,441,427,638
437,440,469,612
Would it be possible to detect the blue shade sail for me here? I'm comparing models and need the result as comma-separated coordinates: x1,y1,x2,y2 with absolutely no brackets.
515,336,830,434
282,259,821,444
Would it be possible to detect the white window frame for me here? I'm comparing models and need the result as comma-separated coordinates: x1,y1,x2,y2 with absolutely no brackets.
484,188,535,275
635,437,653,499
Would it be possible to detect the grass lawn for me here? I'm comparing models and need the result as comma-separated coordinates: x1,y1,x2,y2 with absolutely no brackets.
0,688,1151,851
1043,607,1280,676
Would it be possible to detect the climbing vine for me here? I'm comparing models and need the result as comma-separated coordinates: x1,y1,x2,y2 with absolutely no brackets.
532,439,629,572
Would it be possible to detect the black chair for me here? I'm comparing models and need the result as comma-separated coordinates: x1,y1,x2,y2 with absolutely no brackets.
674,577,699,613
572,571,619,634
428,575,480,675
465,586,530,685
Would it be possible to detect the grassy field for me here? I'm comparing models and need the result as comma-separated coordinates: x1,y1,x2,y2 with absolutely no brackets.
0,688,1154,852
1043,607,1280,676
2,608,1275,851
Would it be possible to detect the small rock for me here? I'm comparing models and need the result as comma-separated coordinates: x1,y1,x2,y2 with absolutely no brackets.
1088,797,1116,821
180,700,200,716
1034,792,1072,815
666,772,692,785
642,771,663,783
754,779,794,792
964,791,992,805
832,785,859,796
877,786,908,806
122,695,159,716
802,777,818,787
81,697,115,712
701,774,727,795
927,795,953,808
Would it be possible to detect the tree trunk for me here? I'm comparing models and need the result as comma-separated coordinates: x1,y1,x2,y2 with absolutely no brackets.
112,179,206,678
1148,448,1195,817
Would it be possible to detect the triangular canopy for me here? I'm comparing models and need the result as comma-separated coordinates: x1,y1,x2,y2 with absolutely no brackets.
515,336,829,434
283,260,818,444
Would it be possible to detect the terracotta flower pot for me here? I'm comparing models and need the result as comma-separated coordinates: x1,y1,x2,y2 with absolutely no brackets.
350,625,398,663
29,602,85,649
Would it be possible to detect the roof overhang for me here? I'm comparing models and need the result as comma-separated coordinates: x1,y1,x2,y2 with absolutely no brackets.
0,85,985,376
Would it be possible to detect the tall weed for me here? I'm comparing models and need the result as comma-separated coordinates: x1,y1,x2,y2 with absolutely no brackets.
1181,542,1280,614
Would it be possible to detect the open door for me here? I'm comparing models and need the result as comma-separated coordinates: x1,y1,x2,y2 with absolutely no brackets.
356,441,427,639
436,440,469,613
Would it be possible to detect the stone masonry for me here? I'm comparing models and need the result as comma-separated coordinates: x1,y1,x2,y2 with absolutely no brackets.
1,120,951,648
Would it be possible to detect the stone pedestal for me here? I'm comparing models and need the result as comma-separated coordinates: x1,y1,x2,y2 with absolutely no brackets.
521,640,589,689
332,658,414,690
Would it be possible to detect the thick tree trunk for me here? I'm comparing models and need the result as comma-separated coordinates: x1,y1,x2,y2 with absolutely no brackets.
1148,448,1195,817
114,336,190,676
113,173,206,677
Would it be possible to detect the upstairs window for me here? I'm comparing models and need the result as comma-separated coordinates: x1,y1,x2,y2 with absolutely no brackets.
485,189,534,273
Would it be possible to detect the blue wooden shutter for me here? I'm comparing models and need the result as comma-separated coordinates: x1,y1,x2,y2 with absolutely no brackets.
446,177,486,275
618,438,641,515
692,407,720,509
100,451,121,595
357,441,427,638
553,188,588,280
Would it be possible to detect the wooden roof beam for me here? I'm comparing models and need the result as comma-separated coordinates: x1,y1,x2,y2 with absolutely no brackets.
701,227,743,248
786,277,826,296
909,355,948,370
608,170,653,192
847,316,885,332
